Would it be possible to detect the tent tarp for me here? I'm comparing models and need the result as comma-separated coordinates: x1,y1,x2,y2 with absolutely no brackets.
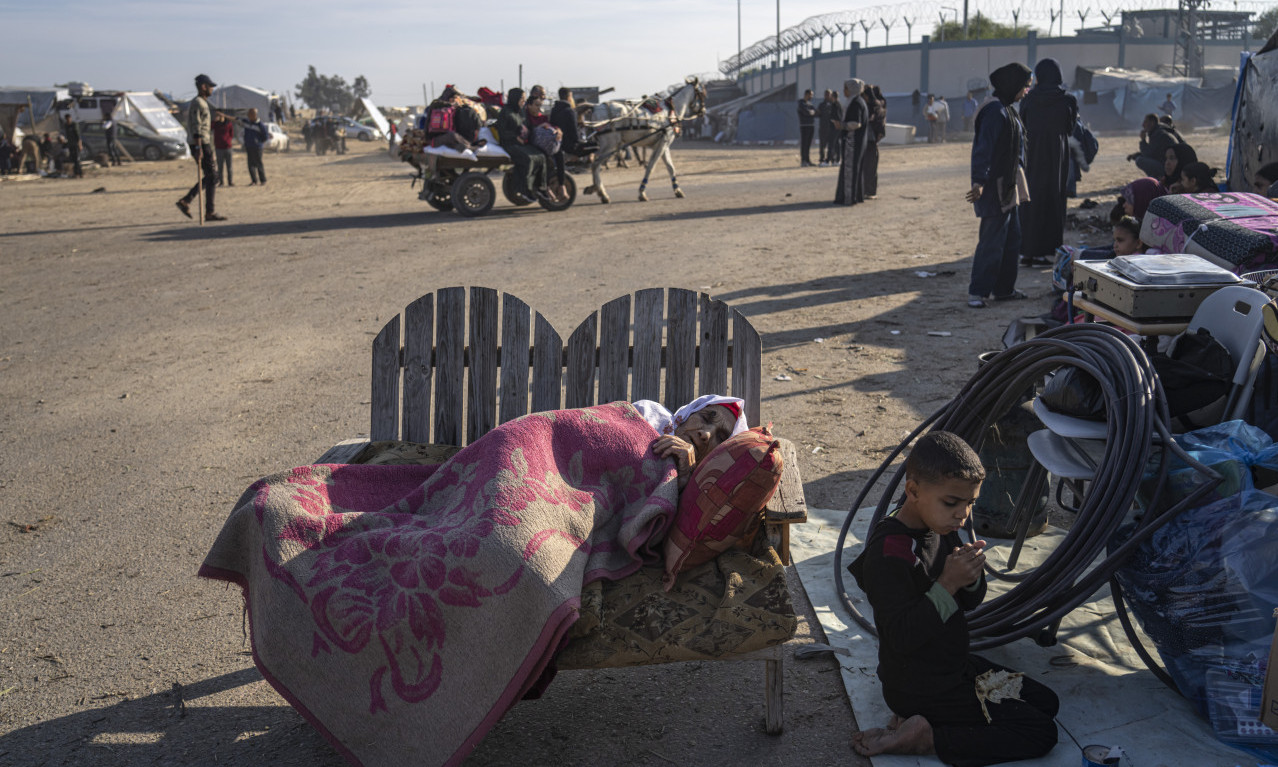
357,96,389,136
0,87,68,138
1228,46,1278,192
209,84,278,116
114,92,186,143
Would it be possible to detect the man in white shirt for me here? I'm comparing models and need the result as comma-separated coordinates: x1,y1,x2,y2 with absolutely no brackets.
935,96,950,143
925,95,939,143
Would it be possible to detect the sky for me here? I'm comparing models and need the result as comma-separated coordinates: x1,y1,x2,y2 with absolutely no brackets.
2,0,891,105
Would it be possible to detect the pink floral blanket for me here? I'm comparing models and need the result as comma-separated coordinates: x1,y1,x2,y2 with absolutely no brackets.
199,402,677,766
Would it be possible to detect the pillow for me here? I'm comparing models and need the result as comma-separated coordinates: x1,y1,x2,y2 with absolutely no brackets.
662,426,784,590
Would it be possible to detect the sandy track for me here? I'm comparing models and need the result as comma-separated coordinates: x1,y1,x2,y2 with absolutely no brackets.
0,130,1228,765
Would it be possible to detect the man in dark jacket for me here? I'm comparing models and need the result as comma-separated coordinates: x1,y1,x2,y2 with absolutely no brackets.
62,114,83,178
797,89,817,167
239,108,268,185
1127,113,1179,178
817,90,837,166
550,87,582,157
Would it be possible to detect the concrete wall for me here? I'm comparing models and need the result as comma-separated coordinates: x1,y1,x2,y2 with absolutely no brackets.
739,33,1250,97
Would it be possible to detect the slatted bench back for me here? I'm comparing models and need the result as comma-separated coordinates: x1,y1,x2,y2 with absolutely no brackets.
369,286,761,445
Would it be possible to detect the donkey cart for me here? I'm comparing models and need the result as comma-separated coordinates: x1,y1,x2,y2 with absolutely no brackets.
419,154,577,217
401,125,578,218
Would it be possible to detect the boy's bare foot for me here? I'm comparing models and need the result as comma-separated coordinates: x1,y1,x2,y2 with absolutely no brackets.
887,713,904,730
852,715,934,756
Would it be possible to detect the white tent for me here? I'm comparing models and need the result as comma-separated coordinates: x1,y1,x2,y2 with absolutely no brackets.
209,84,279,116
0,86,69,139
68,92,187,142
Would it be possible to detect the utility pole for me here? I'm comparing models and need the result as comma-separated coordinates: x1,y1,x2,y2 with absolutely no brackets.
518,64,523,90
737,0,742,77
963,0,969,38
776,0,782,70
422,84,428,107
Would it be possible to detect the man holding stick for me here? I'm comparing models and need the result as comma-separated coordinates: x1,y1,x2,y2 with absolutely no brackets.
176,74,225,222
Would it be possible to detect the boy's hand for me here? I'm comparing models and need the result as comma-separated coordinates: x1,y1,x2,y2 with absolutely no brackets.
965,183,982,203
938,540,986,594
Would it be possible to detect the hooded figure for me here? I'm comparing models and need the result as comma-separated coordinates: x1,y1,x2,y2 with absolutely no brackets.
966,63,1033,308
834,78,869,205
1164,142,1198,189
1122,177,1167,221
863,83,888,197
1018,58,1079,266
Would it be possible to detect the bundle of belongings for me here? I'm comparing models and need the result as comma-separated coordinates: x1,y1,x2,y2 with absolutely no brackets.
199,401,795,767
1141,192,1278,274
397,84,510,168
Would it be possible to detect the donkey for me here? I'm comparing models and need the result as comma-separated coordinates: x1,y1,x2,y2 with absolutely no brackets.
582,78,706,203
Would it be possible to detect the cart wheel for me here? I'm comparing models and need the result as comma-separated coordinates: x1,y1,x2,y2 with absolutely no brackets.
424,189,452,211
538,173,577,212
502,171,534,206
451,172,496,217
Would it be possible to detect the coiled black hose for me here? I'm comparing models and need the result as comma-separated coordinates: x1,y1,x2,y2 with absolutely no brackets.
832,323,1221,672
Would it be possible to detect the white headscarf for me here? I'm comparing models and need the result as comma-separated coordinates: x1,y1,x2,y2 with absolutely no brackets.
634,394,749,438
844,78,865,96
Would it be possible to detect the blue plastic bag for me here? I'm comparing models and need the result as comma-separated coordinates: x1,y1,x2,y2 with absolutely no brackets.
1115,488,1278,755
1156,420,1278,501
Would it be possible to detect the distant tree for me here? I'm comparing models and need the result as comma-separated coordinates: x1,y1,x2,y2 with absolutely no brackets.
295,66,369,113
932,13,1026,41
1254,5,1278,39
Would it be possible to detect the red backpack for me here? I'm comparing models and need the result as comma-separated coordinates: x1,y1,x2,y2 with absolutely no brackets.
428,106,454,133
477,87,504,107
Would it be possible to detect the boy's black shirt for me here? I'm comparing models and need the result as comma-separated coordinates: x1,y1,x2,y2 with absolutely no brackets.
848,515,987,696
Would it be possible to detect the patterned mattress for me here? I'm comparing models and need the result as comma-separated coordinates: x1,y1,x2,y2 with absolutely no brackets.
1141,192,1278,272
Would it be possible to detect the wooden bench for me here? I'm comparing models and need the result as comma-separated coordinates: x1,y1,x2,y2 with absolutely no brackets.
318,286,808,733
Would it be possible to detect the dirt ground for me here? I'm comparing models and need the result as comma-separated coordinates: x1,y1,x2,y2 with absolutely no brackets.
0,128,1229,766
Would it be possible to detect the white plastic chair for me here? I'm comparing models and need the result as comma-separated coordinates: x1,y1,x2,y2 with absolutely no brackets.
1000,287,1271,568
1184,285,1270,421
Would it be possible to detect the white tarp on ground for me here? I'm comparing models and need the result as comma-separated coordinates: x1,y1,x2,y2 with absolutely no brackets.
209,84,277,116
357,96,389,137
791,506,1266,767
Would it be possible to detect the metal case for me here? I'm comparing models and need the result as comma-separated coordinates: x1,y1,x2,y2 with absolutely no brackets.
1073,259,1232,319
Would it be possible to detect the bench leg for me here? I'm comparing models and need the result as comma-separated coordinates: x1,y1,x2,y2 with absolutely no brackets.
765,656,784,735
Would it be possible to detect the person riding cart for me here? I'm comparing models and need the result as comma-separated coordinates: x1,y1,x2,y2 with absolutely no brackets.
496,88,549,204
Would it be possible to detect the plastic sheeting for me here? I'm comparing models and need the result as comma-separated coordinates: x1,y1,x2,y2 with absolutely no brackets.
0,87,68,138
1115,421,1278,760
1228,45,1278,193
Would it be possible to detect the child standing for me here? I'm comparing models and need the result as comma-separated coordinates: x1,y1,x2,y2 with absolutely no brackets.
849,431,1059,766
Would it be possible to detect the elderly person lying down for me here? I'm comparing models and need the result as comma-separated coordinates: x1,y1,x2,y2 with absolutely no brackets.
198,395,782,767
636,394,748,488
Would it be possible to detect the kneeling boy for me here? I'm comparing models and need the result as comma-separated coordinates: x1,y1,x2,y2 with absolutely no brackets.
848,431,1059,767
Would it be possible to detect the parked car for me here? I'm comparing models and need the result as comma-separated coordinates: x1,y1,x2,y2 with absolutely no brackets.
339,117,381,141
78,121,186,161
263,122,290,152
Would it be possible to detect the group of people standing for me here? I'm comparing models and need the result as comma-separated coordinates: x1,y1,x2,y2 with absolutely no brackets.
797,81,887,205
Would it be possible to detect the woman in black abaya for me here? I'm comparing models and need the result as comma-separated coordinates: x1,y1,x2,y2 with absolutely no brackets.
834,78,869,206
1018,58,1077,266
862,83,887,199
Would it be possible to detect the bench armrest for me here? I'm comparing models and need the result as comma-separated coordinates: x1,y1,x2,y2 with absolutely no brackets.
316,438,368,465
